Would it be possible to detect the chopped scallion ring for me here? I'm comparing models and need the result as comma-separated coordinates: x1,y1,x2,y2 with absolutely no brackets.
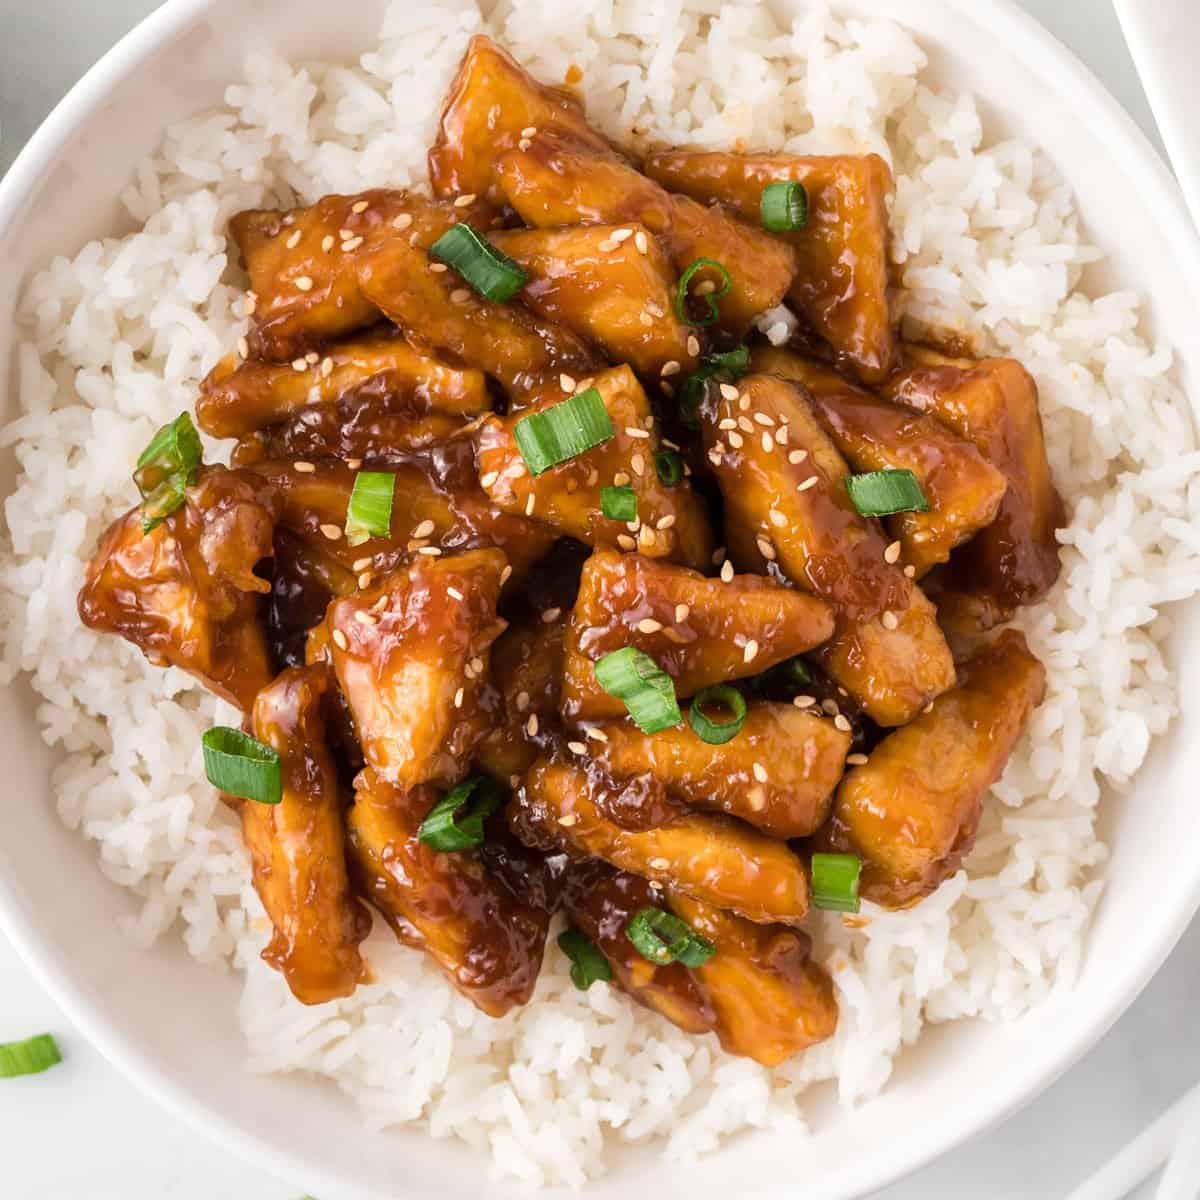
811,853,863,914
678,343,750,428
654,450,684,487
687,684,747,745
345,471,396,544
760,181,810,232
557,929,613,990
594,647,681,734
626,907,716,968
601,485,638,522
417,776,503,852
707,344,750,376
202,727,282,805
674,258,732,326
514,388,614,476
429,223,527,303
134,412,203,534
845,469,930,517
0,1034,62,1078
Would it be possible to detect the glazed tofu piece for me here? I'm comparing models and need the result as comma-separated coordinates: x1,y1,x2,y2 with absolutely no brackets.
488,224,700,379
429,35,615,203
242,664,370,1005
321,549,508,789
645,151,896,383
249,450,556,580
348,770,548,1017
494,130,797,334
475,366,714,569
77,465,280,710
197,333,490,440
825,630,1046,908
589,701,850,838
883,348,1064,625
561,550,835,722
512,758,811,926
753,347,1008,577
231,188,497,361
701,373,955,726
355,233,598,397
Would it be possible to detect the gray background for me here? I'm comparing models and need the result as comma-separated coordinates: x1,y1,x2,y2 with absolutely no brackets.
0,2,1190,1198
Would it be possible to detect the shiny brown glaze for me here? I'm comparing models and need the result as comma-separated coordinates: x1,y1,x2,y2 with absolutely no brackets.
823,629,1046,907
77,465,279,710
701,373,955,725
266,529,357,671
753,347,1009,577
475,365,714,569
590,700,851,838
561,550,836,721
883,348,1064,626
494,129,797,335
645,150,896,383
348,770,549,1017
512,758,811,925
243,664,371,1004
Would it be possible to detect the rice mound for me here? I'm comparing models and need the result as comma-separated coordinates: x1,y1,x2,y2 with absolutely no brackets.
2,0,1197,1187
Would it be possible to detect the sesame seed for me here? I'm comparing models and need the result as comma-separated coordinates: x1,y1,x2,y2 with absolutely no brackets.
611,228,634,243
884,540,902,564
236,336,249,359
794,695,815,708
293,461,316,475
881,610,899,630
479,471,499,489
454,687,464,708
292,358,309,372
649,857,669,871
351,556,372,571
847,753,869,766
617,534,637,550
761,431,775,452
625,426,650,440
341,236,364,252
320,523,342,540
748,786,767,812
905,564,917,578
450,288,471,303
693,279,717,296
630,454,645,477
739,394,751,412
656,515,676,531
586,726,609,743
567,742,587,756
358,572,374,589
686,335,701,357
707,449,724,467
520,125,537,137
515,691,530,713
295,276,313,292
392,213,413,230
454,193,477,208
823,699,840,716
673,604,690,624
501,565,513,586
346,458,363,470
638,311,653,327
371,595,388,613
579,377,595,390
525,494,536,516
612,471,631,487
412,519,436,539
286,229,302,249
244,292,257,315
776,424,789,445
470,657,484,675
797,477,819,493
354,610,377,626
661,360,681,377
625,520,641,534
518,138,532,151
542,607,562,623
756,537,777,562
769,510,787,528
429,262,448,273
788,449,809,465
720,559,735,583
506,462,528,479
340,228,354,240
742,640,758,664
719,383,739,402
754,412,776,427
638,618,663,634
728,431,744,449
351,200,370,213
738,416,755,433
924,701,935,713
418,545,443,556
752,761,768,783
598,238,619,253
719,418,737,431
635,231,649,254
332,629,349,651
525,714,539,737
834,714,852,733
447,586,464,601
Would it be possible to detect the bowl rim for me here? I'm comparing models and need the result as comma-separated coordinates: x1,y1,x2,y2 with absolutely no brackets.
2,1,1200,1197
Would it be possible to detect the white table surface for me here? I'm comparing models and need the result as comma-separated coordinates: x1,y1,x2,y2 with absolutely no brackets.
0,3,1190,1198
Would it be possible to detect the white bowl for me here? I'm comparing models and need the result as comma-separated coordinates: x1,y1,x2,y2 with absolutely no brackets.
2,1,1199,1197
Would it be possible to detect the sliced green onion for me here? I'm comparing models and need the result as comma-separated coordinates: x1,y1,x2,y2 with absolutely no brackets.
514,388,614,476
557,929,613,990
845,469,930,517
202,727,282,805
687,684,747,745
654,450,684,487
417,776,503,852
678,344,750,429
760,181,810,232
811,853,863,914
626,907,716,968
345,471,396,544
429,222,527,303
674,258,732,326
601,485,638,522
707,344,750,376
134,412,203,534
594,646,681,734
0,1034,61,1078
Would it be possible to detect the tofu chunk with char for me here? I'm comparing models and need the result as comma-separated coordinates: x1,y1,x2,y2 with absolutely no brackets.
242,664,371,1004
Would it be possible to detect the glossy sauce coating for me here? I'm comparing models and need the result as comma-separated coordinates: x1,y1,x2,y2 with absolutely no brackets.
561,550,836,721
644,150,896,383
753,347,1009,577
266,529,357,671
348,770,549,1017
243,664,371,1004
512,758,811,926
475,365,714,569
77,465,280,710
701,373,955,725
823,629,1046,907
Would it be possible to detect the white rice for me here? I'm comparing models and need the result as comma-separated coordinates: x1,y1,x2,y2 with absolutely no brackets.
2,0,1196,1187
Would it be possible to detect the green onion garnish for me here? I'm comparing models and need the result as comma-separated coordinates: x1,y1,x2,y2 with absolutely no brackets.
417,776,503,852
674,258,732,327
345,471,396,544
0,1034,61,1078
845,470,930,517
594,646,681,734
760,181,810,232
687,684,747,745
513,388,614,476
707,345,750,376
678,344,750,429
557,929,613,990
202,727,282,805
601,485,638,522
626,907,716,968
429,222,528,303
654,450,684,486
811,853,863,914
134,412,203,534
